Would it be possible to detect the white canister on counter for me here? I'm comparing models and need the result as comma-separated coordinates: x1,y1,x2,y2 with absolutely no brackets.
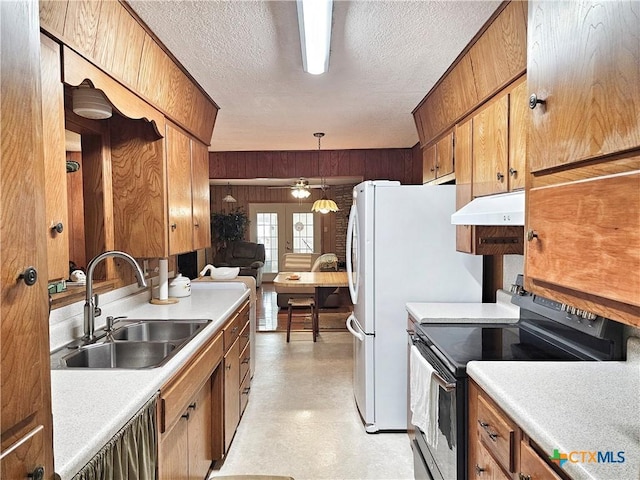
168,274,191,297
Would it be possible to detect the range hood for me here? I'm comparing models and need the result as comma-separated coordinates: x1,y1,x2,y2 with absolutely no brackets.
451,190,524,226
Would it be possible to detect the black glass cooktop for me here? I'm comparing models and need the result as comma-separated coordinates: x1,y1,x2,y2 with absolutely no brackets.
414,321,588,377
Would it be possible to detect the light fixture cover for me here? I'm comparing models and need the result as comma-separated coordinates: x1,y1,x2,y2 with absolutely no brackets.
292,186,311,199
72,88,112,119
311,197,339,214
297,0,333,75
222,183,237,203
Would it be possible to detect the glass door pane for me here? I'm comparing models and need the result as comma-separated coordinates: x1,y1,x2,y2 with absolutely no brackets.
291,212,315,253
256,212,279,273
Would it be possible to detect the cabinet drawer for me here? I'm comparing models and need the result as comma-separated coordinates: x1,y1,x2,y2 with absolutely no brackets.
160,332,223,434
224,301,249,351
477,394,516,473
520,440,562,480
240,368,250,414
239,341,250,383
239,320,250,353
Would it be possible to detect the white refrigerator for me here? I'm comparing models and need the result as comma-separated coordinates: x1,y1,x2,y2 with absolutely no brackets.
345,181,482,432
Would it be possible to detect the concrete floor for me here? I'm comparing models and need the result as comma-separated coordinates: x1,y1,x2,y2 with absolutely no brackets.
209,332,414,480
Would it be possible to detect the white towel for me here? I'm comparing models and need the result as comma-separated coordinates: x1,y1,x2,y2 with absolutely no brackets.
410,345,439,448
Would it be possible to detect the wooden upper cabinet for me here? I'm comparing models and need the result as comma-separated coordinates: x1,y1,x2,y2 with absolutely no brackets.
40,34,69,282
40,0,218,145
508,76,527,191
455,118,473,253
166,122,194,256
473,94,509,197
191,140,211,251
526,170,640,324
423,131,454,184
412,1,527,146
527,1,640,172
422,144,437,183
468,1,527,102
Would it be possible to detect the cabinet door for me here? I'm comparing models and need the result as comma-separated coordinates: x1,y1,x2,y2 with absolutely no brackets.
526,171,640,310
520,440,562,480
40,34,69,281
188,379,213,480
508,77,527,191
455,119,473,253
223,338,241,452
158,415,189,480
191,140,211,251
436,131,454,178
527,1,640,172
1,1,54,477
422,144,437,183
473,95,508,197
166,122,193,255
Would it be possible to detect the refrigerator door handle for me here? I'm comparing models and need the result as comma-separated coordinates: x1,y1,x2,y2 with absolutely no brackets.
346,314,365,342
346,205,358,304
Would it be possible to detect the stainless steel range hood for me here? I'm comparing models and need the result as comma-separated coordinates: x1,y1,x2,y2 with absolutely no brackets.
451,190,524,226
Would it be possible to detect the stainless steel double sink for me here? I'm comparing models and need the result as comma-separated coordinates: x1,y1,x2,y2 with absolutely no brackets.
55,319,211,369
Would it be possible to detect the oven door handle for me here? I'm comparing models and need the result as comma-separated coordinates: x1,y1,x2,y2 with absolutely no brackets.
432,372,456,392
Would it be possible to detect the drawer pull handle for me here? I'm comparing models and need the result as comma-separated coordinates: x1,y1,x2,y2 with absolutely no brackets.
475,465,485,476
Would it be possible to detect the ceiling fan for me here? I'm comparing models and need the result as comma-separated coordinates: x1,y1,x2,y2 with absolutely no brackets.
268,178,329,199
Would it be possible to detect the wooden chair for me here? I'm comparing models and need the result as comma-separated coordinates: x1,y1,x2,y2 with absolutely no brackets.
286,297,317,342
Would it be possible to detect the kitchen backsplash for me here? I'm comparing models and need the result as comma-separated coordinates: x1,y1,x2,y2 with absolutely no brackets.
503,254,524,289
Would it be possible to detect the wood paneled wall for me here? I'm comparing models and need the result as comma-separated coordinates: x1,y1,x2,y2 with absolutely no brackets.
209,148,420,185
209,185,355,260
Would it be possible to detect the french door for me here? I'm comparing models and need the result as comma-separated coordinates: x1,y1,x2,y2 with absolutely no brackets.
249,203,321,281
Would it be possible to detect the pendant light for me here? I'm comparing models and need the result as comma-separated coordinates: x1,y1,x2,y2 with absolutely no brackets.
222,183,237,203
311,132,339,214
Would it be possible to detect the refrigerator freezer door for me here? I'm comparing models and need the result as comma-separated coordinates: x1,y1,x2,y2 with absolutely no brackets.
346,205,360,305
346,313,376,431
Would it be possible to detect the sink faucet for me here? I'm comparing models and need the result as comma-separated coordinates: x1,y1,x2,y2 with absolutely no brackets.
83,251,147,340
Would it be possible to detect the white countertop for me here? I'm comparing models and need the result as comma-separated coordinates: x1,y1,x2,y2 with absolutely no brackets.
50,282,250,480
406,290,519,324
468,337,640,480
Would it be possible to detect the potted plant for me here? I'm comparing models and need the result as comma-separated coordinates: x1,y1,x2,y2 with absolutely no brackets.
211,207,250,250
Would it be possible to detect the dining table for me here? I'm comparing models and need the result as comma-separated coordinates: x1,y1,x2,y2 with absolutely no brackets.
273,271,349,335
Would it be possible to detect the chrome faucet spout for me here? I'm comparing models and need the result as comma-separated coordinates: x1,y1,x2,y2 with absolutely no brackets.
83,251,147,340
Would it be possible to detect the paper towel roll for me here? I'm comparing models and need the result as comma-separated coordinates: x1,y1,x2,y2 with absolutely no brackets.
158,258,169,300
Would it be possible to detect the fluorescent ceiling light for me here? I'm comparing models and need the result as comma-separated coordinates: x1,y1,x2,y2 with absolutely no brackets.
297,0,333,75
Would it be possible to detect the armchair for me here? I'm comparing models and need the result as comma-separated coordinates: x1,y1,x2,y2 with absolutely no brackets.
213,241,266,287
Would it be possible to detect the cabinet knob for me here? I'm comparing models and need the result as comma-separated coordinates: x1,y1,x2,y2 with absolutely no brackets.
527,230,539,241
51,222,64,234
194,222,199,228
18,267,38,286
529,93,546,109
242,357,250,364
475,465,485,476
509,167,517,176
226,364,232,370
435,164,440,170
171,223,177,231
430,167,435,172
188,402,197,410
496,172,504,181
28,466,45,480
519,474,532,480
181,412,190,420
242,387,251,395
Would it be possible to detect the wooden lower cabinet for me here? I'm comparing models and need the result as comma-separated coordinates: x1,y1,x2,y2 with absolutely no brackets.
158,333,223,480
223,338,241,451
469,381,566,480
222,300,251,453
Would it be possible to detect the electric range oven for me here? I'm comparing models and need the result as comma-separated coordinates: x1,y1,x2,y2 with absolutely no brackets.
407,277,624,480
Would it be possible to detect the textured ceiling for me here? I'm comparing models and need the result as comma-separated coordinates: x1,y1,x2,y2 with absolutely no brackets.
127,0,501,152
